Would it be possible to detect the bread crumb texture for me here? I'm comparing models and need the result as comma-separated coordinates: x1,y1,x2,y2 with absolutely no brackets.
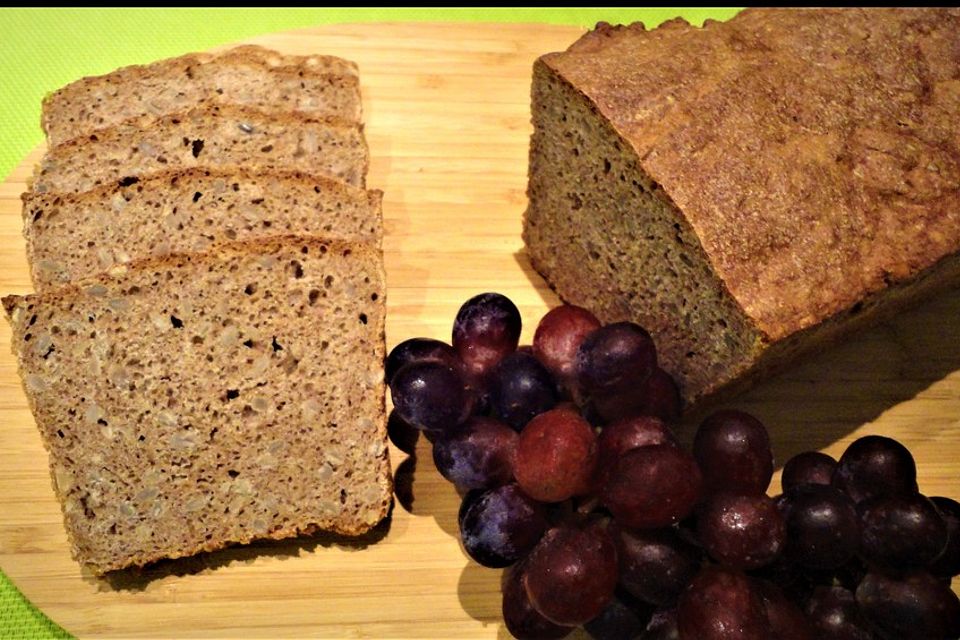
4,237,390,574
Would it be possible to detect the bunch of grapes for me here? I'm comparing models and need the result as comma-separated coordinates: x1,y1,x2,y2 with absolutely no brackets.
386,293,960,640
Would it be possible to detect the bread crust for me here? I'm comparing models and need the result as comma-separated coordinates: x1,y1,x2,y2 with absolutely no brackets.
42,45,361,145
540,8,960,342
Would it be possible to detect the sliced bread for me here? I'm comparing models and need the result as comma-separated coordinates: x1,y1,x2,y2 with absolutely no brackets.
32,103,368,194
22,167,383,291
42,45,362,146
3,236,390,575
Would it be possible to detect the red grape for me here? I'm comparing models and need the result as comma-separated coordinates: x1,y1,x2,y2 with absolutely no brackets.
432,416,518,491
601,444,702,530
524,524,619,626
929,496,960,578
639,367,683,423
615,525,702,606
858,493,948,573
591,367,683,425
641,609,680,640
459,484,547,568
514,409,597,503
856,570,960,639
583,590,654,640
452,292,522,381
502,563,575,640
594,415,678,491
575,322,657,396
390,361,471,433
386,337,462,384
533,304,601,386
832,435,918,504
752,579,814,640
490,351,559,430
676,566,771,639
805,585,873,640
697,492,785,570
781,451,837,492
693,410,773,496
779,484,859,570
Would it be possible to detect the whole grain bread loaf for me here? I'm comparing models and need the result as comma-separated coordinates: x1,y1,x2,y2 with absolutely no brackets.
523,8,960,410
33,103,368,194
23,167,383,291
3,236,390,575
42,45,362,146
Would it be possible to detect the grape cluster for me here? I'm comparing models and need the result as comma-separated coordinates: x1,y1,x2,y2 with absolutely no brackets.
386,293,960,640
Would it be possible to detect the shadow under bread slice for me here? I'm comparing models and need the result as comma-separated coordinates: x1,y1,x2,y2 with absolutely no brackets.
3,235,390,576
32,103,369,194
42,44,362,147
22,166,383,291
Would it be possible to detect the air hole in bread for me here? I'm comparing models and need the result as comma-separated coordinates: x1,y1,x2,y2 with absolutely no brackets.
193,191,202,202
271,336,283,352
289,261,304,278
308,290,320,305
358,313,368,325
170,315,183,328
227,469,240,478
244,283,257,295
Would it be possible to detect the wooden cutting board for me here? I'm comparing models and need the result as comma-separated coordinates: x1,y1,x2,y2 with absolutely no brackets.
0,22,957,639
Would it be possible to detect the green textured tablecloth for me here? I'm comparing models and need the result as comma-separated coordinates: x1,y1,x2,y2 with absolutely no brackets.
0,8,739,638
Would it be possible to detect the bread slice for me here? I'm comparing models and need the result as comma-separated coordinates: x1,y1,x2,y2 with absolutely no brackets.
3,236,390,575
523,9,960,410
23,167,383,291
32,103,368,194
42,45,362,146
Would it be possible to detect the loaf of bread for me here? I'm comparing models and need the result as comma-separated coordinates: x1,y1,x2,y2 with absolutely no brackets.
42,45,362,146
3,236,390,575
523,8,960,409
23,167,383,291
33,103,368,194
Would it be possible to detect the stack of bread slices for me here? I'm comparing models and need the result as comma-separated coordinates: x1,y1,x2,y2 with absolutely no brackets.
3,45,392,575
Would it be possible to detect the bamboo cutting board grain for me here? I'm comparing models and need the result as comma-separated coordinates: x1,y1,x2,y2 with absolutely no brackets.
0,22,958,638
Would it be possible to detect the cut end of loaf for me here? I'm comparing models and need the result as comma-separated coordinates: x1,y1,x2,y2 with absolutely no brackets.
6,236,391,575
523,58,764,409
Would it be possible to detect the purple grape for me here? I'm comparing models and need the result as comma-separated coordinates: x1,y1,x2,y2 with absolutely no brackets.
533,304,602,386
575,322,657,396
693,410,773,496
781,451,837,492
524,523,619,626
676,566,771,639
583,590,654,640
594,415,678,491
386,337,462,384
489,351,559,430
615,525,702,607
858,493,948,573
502,563,575,640
459,484,547,568
805,585,874,640
752,579,815,640
601,444,702,530
833,435,918,504
929,496,960,578
432,416,518,491
779,484,860,570
452,292,522,381
697,492,785,571
641,609,679,640
387,409,420,455
390,361,470,433
856,571,960,639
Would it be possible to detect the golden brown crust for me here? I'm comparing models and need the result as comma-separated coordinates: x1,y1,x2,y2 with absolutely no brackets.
543,8,960,341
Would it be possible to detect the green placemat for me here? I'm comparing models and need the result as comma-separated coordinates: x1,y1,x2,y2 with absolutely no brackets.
0,8,739,638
